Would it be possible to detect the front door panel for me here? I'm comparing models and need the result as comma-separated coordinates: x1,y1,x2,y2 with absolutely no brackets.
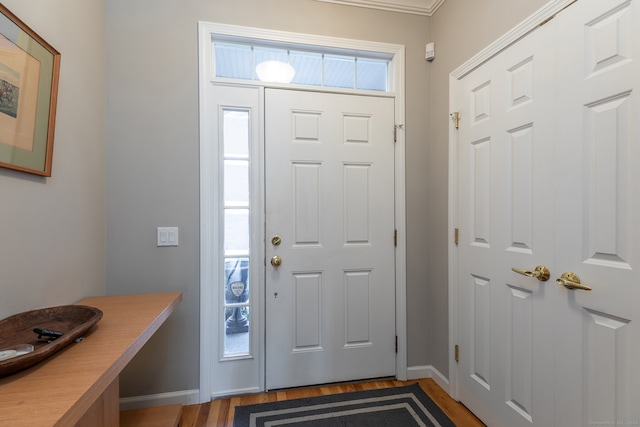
265,89,396,390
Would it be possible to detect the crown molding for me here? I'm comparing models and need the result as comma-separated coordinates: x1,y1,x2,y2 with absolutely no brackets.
314,0,446,16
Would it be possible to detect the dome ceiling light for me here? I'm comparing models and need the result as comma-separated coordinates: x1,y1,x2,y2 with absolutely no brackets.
255,60,295,84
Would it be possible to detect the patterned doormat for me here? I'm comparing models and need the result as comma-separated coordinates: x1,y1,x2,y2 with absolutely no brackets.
234,383,456,426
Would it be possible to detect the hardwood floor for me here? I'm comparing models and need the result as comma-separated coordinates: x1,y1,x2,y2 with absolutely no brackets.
180,378,485,427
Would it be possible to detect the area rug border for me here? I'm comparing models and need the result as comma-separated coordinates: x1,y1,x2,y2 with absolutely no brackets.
233,382,455,427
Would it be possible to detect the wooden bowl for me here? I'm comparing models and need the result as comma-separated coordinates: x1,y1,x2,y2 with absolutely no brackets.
0,305,103,378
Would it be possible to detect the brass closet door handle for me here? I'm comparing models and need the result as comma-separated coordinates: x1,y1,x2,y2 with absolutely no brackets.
511,265,551,281
556,272,592,291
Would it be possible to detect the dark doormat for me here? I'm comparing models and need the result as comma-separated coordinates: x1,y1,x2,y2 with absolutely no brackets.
234,383,456,426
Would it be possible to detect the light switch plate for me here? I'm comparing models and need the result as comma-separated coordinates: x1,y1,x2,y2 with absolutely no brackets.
157,227,179,247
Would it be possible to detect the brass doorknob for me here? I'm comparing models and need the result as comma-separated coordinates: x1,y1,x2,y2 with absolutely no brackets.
511,265,550,281
556,272,592,291
270,255,282,267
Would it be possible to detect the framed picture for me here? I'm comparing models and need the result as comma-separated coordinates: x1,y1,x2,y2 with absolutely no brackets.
0,4,60,176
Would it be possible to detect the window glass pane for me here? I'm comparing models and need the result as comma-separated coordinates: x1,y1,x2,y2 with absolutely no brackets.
223,110,249,158
324,54,355,89
225,258,249,304
254,46,288,64
224,160,249,206
290,51,322,86
254,47,293,83
357,58,388,91
253,46,289,83
215,43,252,80
224,209,249,254
224,306,250,356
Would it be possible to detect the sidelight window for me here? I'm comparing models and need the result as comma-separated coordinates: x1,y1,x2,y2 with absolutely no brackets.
221,109,251,357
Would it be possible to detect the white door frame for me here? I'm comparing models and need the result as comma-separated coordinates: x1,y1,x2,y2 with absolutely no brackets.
198,22,407,402
447,0,577,401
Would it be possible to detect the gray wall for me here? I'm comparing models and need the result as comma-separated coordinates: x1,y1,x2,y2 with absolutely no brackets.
0,0,558,401
105,0,431,397
0,1,105,318
427,0,551,377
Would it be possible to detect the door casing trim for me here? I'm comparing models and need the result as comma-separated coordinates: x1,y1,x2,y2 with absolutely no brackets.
198,22,407,402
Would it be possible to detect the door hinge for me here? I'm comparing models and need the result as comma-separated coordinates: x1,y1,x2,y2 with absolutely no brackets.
394,124,404,142
539,15,554,26
539,0,577,26
395,335,398,353
394,229,398,247
455,344,460,362
454,228,459,246
451,112,460,129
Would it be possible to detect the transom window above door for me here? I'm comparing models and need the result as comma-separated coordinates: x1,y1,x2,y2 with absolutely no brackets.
213,40,391,92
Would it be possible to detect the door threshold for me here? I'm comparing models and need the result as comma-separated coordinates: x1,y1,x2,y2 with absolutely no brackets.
266,376,397,393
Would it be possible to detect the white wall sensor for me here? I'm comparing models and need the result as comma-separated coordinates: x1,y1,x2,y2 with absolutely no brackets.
426,42,435,61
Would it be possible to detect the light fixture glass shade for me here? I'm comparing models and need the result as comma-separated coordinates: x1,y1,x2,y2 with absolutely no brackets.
255,60,295,83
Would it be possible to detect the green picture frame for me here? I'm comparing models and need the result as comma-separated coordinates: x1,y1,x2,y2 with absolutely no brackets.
0,4,60,176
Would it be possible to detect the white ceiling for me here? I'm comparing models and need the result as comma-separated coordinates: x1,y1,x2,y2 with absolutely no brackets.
314,0,446,16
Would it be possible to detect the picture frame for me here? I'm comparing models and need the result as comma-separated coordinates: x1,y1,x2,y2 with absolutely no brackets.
0,4,60,176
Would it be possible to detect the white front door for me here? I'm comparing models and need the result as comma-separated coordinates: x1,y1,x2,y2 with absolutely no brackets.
456,0,640,425
265,89,396,390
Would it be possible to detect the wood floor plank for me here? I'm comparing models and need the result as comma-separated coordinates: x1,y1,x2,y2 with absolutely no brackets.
180,404,201,427
416,379,485,426
211,398,231,427
203,400,223,427
120,404,182,427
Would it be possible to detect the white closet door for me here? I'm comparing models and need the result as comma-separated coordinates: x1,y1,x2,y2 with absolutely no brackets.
456,17,556,427
457,0,640,426
553,0,640,425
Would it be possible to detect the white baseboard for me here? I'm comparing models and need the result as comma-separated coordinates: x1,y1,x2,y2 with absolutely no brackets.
119,389,200,411
406,365,451,396
119,367,451,410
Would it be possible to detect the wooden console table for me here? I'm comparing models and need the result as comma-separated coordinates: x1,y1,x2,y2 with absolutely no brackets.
0,292,182,427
